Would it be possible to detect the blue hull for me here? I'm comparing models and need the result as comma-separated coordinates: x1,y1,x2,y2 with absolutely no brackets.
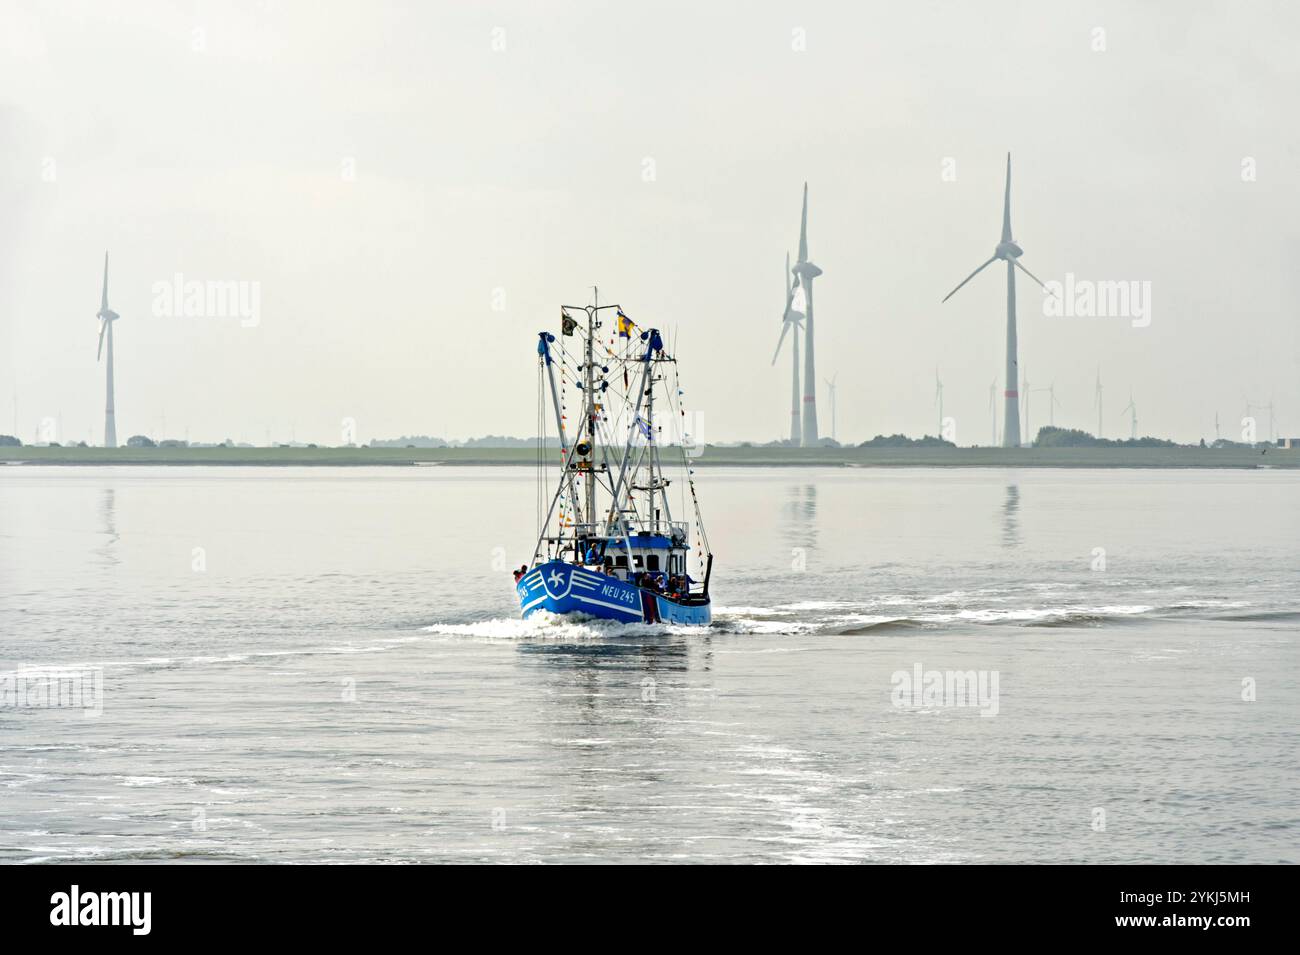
517,560,711,626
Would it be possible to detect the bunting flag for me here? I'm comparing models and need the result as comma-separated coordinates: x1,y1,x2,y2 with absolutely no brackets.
561,310,577,336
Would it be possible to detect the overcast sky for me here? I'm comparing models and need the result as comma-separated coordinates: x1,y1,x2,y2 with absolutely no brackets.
2,0,1297,446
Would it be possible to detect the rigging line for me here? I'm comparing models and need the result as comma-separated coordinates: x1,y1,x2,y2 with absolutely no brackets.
615,429,653,528
539,354,559,548
666,362,710,554
593,418,621,499
664,364,688,525
548,334,583,540
537,357,543,545
544,346,585,537
536,352,567,562
604,367,638,429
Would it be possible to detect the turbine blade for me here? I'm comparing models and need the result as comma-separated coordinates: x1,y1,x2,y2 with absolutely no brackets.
941,256,997,303
771,321,792,366
1014,259,1054,295
788,271,805,317
101,251,109,311
97,318,106,361
798,183,809,263
782,252,799,317
1001,154,1012,244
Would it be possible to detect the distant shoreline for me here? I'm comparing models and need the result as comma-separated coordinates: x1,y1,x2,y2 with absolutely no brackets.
3,446,1296,469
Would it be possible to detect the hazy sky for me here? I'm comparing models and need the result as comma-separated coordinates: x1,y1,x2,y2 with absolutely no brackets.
2,0,1297,446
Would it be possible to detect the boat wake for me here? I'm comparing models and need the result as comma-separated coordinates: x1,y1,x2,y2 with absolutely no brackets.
423,592,1264,641
423,611,697,642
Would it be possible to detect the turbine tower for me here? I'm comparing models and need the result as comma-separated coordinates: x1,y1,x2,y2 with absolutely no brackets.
771,252,803,445
792,183,822,446
1094,367,1104,439
1120,392,1137,440
824,373,838,442
96,251,120,448
1037,381,1060,427
941,154,1052,448
934,368,944,438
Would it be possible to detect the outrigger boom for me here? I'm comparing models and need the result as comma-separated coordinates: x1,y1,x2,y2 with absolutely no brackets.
516,290,713,625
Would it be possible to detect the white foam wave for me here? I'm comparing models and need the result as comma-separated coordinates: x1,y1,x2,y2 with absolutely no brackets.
424,612,670,641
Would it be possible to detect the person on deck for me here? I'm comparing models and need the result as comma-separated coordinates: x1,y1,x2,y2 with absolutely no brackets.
513,565,527,582
584,543,600,566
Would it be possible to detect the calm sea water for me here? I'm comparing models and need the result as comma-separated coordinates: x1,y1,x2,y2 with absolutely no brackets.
1,465,1296,864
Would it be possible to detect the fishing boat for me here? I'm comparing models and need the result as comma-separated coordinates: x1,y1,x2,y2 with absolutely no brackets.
516,292,713,625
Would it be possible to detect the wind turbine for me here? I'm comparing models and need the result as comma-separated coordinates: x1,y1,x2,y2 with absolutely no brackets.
771,252,803,446
792,183,823,445
1120,392,1137,440
96,251,120,448
824,373,838,442
941,154,1052,448
988,377,999,446
934,368,944,438
1034,381,1061,427
1093,367,1104,439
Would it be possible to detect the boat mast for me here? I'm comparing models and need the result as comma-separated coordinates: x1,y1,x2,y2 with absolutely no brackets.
646,360,654,527
643,353,674,533
650,372,673,528
586,288,597,534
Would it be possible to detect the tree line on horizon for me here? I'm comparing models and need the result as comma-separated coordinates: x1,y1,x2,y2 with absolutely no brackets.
0,427,1277,451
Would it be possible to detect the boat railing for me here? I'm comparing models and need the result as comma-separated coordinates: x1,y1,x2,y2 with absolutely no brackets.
575,521,689,544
